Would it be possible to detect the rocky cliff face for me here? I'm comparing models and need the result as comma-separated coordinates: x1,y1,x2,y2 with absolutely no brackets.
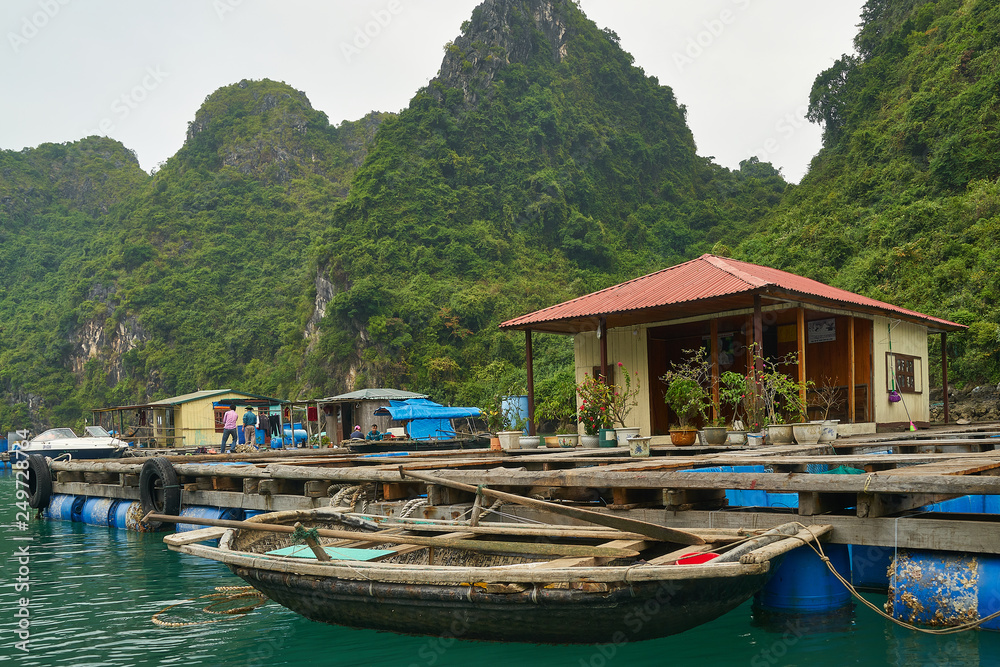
432,0,571,106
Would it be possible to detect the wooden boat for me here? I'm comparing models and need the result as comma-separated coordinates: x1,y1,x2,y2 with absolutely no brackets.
161,505,829,644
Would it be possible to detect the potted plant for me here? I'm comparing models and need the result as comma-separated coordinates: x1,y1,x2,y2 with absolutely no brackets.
719,344,810,447
660,349,711,446
608,363,642,446
576,374,613,448
702,415,729,446
809,376,844,443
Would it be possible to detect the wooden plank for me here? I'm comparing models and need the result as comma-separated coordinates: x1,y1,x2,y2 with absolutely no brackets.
506,508,1000,554
162,526,228,546
518,539,649,569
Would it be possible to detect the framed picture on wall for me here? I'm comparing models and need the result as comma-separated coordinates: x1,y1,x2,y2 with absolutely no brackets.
807,318,836,343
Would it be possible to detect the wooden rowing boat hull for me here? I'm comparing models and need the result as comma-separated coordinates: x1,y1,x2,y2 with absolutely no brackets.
228,563,771,643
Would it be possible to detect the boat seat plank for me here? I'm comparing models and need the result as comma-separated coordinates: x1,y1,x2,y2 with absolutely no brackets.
162,527,228,546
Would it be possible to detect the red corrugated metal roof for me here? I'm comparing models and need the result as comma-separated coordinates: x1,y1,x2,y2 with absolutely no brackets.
500,254,964,331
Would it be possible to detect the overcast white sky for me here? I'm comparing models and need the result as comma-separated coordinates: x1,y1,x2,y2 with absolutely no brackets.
1,1,863,183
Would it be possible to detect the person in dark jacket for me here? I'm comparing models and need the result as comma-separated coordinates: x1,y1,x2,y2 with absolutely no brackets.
349,425,364,439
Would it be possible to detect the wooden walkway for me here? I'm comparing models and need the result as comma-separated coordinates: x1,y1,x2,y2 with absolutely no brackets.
43,423,1000,555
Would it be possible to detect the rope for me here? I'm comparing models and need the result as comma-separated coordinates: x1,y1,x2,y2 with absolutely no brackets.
291,524,320,543
781,523,1000,634
151,586,267,627
398,497,427,519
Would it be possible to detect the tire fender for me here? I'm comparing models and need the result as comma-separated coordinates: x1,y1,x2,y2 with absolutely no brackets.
139,457,181,525
26,454,53,510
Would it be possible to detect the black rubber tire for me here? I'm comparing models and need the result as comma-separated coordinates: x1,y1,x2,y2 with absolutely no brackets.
139,457,181,524
26,454,53,510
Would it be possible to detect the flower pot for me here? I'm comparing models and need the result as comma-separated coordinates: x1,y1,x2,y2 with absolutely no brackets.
544,436,560,448
580,434,600,449
497,430,522,450
598,428,617,448
615,427,640,446
819,420,839,443
766,424,795,445
520,435,541,449
746,432,765,447
792,422,822,445
726,430,747,445
702,426,728,446
556,433,579,448
489,437,501,452
669,428,698,446
628,436,651,457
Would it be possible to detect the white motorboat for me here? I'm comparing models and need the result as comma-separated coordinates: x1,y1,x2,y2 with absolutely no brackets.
14,426,130,461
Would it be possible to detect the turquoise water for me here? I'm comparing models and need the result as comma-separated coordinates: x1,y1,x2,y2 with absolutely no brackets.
2,469,1000,666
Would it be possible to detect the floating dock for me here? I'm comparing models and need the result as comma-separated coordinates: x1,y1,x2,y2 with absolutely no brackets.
25,423,1000,630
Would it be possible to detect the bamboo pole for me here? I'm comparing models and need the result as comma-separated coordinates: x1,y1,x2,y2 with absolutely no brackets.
399,467,705,545
145,513,643,558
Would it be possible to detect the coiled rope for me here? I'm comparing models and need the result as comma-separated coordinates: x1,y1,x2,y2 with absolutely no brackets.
151,586,267,628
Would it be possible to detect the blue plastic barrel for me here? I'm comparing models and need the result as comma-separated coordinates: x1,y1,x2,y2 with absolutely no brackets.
0,437,7,452
921,495,985,513
282,426,307,446
850,544,893,590
500,395,529,434
109,500,135,529
889,550,1000,630
80,497,117,526
757,543,851,613
175,506,246,533
45,494,85,522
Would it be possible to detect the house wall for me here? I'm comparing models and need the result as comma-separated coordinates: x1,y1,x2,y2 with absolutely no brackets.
575,326,651,435
169,392,251,447
873,316,930,425
574,311,931,432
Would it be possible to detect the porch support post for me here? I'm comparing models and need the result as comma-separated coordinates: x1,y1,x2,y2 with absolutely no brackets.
942,332,950,424
797,307,807,413
525,329,536,436
710,318,720,420
599,316,608,382
848,316,856,423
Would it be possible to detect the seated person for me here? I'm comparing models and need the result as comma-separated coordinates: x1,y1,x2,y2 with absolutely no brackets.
365,424,382,441
349,425,365,439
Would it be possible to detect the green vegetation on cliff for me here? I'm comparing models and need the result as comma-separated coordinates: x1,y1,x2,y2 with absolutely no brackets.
738,0,1000,382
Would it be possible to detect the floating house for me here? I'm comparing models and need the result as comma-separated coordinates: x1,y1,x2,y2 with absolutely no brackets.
500,254,966,435
316,388,429,446
91,389,286,448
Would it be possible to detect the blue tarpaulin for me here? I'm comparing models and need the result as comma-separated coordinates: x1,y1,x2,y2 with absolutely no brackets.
374,399,480,440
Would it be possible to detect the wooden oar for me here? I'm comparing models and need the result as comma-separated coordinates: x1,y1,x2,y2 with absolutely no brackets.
398,467,705,545
145,512,641,559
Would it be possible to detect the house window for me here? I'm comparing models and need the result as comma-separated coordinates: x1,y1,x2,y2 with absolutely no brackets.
886,352,920,394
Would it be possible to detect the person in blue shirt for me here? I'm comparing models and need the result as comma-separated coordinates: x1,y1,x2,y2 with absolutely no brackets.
365,424,382,441
242,407,258,447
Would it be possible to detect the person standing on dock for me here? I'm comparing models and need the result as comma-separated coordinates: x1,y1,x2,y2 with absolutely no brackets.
221,405,238,453
243,406,258,449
